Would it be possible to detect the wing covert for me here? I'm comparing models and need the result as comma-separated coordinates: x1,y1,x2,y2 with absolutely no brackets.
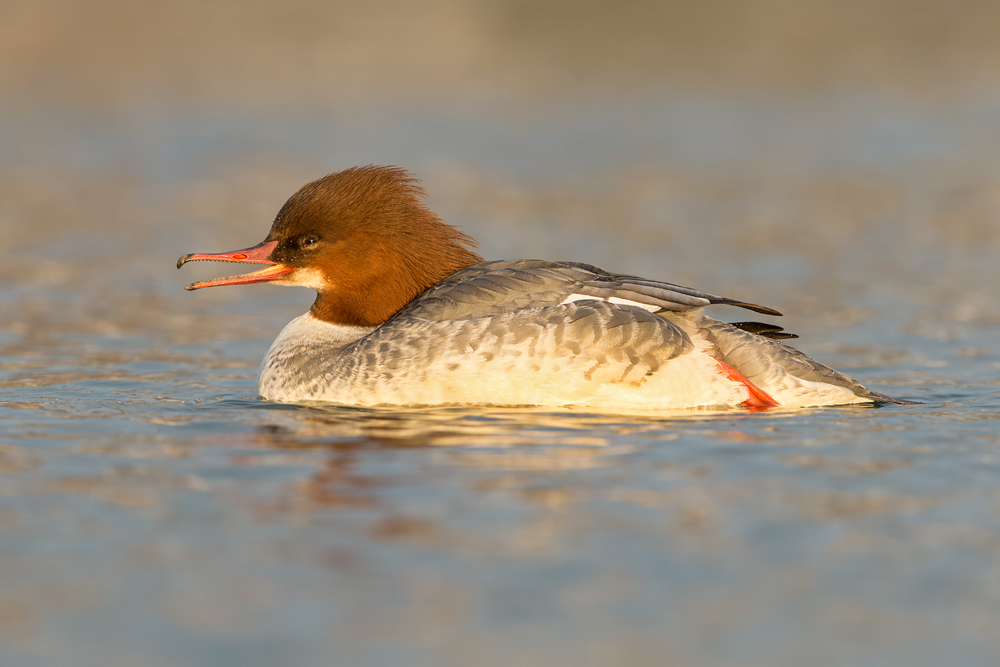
391,259,781,323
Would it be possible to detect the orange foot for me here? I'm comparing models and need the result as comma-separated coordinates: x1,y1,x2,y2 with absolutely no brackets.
712,357,779,411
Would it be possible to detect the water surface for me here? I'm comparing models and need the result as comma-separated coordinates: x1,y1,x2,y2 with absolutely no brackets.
2,90,1000,666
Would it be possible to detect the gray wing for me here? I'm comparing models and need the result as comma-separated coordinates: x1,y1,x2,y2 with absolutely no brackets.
343,300,697,391
392,260,781,323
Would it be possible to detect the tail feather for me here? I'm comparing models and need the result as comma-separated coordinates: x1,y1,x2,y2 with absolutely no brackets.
699,318,913,405
730,321,799,340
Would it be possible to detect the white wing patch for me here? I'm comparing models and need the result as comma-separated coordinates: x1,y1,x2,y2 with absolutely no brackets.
609,296,660,312
560,293,660,312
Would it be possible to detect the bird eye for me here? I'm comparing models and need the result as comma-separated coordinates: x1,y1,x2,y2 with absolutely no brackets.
300,235,319,248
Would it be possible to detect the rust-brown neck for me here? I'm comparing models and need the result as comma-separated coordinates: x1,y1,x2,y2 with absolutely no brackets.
309,230,482,327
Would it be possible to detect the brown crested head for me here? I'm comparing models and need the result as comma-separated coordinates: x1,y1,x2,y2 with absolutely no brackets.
262,166,483,326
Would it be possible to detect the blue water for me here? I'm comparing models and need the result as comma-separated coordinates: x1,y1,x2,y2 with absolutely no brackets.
2,90,1000,666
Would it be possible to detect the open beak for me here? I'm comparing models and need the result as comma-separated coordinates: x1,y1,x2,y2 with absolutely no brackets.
176,240,293,291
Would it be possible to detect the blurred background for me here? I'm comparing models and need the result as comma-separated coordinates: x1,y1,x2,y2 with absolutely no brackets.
4,0,1000,331
3,2,1000,666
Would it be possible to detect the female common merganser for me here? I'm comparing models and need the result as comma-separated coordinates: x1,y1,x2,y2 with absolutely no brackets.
178,165,906,410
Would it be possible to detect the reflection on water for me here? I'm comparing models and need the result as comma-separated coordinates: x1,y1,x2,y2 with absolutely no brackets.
4,373,999,667
254,402,711,446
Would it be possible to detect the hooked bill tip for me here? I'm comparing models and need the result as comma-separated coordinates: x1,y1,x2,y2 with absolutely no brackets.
177,254,194,269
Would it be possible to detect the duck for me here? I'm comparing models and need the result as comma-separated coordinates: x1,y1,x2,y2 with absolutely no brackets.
177,165,906,410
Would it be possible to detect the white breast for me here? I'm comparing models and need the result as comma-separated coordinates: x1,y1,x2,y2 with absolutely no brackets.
258,313,375,402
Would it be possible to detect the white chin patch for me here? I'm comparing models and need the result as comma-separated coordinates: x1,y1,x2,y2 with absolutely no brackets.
273,267,330,289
